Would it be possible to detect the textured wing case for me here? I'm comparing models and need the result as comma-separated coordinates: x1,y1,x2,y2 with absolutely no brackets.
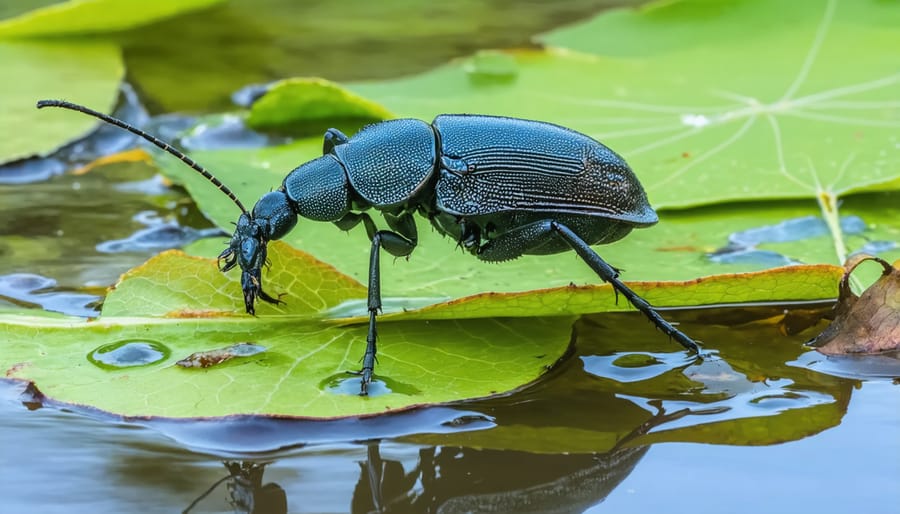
433,115,656,224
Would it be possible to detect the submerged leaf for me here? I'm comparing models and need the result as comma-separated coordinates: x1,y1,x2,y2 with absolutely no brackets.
809,256,900,354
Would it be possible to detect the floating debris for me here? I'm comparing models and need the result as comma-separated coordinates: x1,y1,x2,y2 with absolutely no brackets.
176,343,267,369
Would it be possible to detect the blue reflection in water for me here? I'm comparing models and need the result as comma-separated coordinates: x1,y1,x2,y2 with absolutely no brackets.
0,273,99,317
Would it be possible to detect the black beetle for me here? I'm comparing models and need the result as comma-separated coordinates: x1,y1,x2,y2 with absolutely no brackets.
38,99,700,395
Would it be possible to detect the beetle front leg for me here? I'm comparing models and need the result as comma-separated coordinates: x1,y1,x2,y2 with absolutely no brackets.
356,224,418,395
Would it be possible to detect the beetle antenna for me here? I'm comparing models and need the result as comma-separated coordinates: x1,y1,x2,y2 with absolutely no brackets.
37,99,249,215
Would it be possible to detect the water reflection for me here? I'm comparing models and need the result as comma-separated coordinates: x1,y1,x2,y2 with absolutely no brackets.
0,272,100,316
350,442,649,514
96,210,224,253
181,442,650,514
184,462,286,514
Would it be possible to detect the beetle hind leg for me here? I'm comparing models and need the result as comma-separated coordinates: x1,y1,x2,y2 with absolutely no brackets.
550,221,700,352
477,220,700,353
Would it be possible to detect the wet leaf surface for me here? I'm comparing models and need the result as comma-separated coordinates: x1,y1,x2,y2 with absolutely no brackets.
1,313,573,418
810,256,900,354
0,244,573,418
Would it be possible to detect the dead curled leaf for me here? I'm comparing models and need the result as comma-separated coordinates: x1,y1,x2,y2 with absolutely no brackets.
176,342,266,368
809,255,900,355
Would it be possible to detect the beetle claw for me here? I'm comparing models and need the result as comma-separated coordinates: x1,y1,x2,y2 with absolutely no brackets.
218,247,237,272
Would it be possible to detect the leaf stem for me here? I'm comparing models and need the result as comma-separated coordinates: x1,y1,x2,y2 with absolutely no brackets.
816,190,863,293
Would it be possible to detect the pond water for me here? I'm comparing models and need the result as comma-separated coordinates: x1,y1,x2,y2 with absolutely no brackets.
1,1,899,513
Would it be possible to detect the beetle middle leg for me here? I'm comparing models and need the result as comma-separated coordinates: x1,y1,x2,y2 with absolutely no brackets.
476,220,700,353
337,212,418,395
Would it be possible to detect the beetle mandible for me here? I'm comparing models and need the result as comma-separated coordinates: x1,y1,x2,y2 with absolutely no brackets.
38,99,700,395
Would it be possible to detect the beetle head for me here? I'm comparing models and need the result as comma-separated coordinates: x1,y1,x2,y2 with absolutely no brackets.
218,192,297,315
33,100,292,316
218,213,281,314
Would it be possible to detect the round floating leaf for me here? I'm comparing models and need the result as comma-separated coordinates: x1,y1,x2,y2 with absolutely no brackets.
347,0,899,207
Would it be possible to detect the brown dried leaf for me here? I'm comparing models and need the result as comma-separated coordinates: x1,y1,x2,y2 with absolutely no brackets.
176,342,266,369
810,256,900,355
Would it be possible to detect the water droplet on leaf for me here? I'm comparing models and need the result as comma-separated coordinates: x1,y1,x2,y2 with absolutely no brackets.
319,374,393,397
88,340,170,369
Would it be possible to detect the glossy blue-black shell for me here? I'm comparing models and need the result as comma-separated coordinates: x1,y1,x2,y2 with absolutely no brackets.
432,114,657,227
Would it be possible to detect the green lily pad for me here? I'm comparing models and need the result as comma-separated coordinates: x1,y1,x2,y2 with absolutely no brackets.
1,246,573,418
344,6,899,207
0,0,224,37
246,78,394,136
233,0,897,280
0,41,122,164
1,314,572,418
102,243,366,317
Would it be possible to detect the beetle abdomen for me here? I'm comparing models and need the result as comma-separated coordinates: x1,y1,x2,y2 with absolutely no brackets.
433,115,657,226
335,119,437,208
